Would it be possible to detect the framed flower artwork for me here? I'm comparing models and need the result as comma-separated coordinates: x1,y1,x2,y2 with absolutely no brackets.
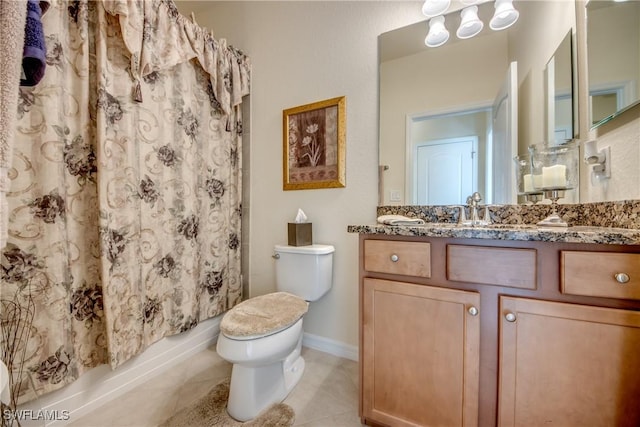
282,96,346,190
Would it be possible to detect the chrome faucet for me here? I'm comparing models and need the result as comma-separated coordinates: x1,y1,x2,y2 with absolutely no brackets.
459,192,491,226
467,192,482,224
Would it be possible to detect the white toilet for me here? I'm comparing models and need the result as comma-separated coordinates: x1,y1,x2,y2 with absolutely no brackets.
216,243,335,421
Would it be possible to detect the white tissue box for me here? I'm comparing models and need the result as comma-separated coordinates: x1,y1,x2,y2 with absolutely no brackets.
288,223,312,246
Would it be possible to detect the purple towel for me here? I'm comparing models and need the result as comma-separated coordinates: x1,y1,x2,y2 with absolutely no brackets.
21,0,46,87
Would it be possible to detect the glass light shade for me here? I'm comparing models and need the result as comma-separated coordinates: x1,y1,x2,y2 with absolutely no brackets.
490,0,519,31
425,16,450,47
457,6,484,39
422,0,451,17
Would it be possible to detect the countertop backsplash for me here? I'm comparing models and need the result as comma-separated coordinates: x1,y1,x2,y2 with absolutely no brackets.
377,200,640,230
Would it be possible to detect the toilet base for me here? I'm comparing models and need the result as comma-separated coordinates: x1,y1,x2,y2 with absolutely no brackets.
226,336,305,422
283,341,305,392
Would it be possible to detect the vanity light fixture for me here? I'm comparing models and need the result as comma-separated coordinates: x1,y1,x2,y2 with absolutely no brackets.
490,0,519,31
457,5,484,39
423,0,520,47
422,0,451,17
425,16,450,47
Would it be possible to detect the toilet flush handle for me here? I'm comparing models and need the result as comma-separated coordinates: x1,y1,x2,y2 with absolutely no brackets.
272,253,280,259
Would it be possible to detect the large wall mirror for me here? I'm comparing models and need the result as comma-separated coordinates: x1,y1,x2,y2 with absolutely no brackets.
586,0,640,129
379,0,577,206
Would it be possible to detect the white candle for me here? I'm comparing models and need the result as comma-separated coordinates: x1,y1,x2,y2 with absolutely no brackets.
523,174,533,192
533,174,543,189
541,165,567,188
523,174,544,192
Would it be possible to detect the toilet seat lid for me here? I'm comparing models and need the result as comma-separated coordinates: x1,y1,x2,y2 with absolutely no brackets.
220,292,308,339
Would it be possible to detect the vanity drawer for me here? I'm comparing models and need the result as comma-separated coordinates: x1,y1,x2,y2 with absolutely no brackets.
561,251,640,301
447,245,537,289
363,240,431,277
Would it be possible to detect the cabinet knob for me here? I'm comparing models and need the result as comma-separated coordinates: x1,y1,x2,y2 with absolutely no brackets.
505,312,517,322
614,273,630,284
390,254,399,262
468,306,479,316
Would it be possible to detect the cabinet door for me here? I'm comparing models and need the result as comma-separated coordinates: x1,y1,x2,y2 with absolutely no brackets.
362,278,480,427
499,297,640,427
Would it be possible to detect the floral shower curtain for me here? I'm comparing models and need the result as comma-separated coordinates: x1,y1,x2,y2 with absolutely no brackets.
1,0,249,404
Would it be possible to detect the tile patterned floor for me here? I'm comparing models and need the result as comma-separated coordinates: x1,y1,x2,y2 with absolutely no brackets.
69,346,364,426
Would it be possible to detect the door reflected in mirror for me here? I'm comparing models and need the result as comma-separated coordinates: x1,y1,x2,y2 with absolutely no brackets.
587,0,640,128
408,110,486,205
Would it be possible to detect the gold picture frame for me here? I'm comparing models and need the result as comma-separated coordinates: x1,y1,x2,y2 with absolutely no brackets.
283,96,346,190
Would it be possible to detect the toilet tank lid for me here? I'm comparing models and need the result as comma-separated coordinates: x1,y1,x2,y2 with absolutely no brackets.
275,244,334,255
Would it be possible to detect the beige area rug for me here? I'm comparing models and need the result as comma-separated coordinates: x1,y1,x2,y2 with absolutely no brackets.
159,379,295,427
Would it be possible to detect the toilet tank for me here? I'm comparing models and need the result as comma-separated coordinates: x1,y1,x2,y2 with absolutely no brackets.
274,244,334,301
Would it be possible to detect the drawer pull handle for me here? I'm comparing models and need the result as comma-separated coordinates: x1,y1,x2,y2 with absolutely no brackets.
505,312,517,322
390,254,399,262
468,306,479,316
615,273,630,284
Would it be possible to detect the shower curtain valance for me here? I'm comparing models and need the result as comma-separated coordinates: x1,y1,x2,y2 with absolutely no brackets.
103,0,250,114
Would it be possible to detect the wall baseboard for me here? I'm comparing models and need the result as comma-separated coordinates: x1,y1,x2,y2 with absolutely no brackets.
17,316,222,427
302,332,359,362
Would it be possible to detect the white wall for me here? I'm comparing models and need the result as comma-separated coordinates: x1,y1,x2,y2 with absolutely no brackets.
175,1,426,348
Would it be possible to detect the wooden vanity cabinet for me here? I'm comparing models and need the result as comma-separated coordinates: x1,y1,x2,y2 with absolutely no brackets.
358,234,640,427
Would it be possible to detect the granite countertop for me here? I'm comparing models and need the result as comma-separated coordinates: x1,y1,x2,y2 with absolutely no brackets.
347,201,640,245
347,223,640,246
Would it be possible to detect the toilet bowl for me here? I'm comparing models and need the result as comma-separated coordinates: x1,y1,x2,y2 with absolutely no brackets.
217,292,309,421
216,244,334,422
